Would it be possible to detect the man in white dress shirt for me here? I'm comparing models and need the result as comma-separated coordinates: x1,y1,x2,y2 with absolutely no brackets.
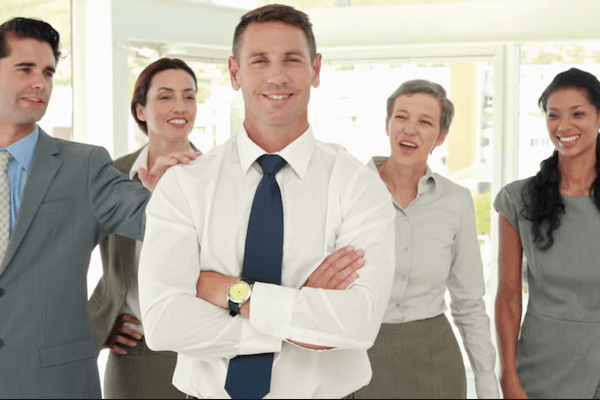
138,4,396,399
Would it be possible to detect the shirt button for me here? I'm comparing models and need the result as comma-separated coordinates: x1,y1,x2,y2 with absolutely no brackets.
404,246,409,251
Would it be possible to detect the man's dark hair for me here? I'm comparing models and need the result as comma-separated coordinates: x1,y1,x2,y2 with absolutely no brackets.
232,4,317,60
0,17,61,63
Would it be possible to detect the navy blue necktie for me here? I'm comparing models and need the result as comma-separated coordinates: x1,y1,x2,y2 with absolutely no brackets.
224,154,287,399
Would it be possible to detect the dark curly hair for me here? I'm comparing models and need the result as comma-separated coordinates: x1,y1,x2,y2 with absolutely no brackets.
522,68,600,250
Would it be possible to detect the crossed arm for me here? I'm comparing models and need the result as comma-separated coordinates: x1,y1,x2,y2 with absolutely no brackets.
195,245,366,350
105,246,364,354
139,161,395,358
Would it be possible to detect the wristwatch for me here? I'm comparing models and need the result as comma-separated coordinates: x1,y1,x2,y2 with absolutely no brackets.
227,279,253,317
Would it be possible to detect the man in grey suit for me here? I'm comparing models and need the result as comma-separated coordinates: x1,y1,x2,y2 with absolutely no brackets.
0,17,194,398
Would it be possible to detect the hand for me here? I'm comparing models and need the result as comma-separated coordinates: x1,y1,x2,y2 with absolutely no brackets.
305,246,365,290
103,314,143,355
196,270,239,310
290,246,365,351
138,151,202,191
500,373,529,399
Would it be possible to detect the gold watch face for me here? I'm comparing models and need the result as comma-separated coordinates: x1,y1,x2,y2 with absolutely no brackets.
229,281,250,303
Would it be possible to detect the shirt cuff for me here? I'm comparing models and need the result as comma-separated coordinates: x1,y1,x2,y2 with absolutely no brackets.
238,311,282,356
249,282,294,339
475,371,501,399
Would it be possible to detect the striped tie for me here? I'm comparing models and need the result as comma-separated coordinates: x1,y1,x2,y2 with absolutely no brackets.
0,151,12,263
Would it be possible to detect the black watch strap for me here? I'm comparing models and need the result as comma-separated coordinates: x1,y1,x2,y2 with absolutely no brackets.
228,299,241,317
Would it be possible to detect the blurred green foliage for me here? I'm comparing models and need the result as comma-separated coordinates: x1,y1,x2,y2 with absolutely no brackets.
473,189,491,236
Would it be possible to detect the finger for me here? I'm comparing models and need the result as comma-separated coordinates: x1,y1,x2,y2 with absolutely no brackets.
137,167,158,192
114,334,139,348
146,156,180,178
335,271,360,290
109,345,128,355
181,151,203,161
120,314,142,326
319,249,364,284
330,258,365,288
171,153,192,164
322,246,354,268
137,167,149,182
309,246,354,284
170,152,201,165
119,325,143,340
156,157,180,170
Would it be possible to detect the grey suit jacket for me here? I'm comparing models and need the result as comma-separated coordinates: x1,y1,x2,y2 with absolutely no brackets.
0,129,150,399
89,143,198,354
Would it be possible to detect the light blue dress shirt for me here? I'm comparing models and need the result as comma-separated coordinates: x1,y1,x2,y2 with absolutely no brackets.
3,127,39,231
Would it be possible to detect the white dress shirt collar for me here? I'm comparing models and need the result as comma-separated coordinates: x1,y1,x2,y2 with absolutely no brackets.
237,125,315,179
129,145,149,180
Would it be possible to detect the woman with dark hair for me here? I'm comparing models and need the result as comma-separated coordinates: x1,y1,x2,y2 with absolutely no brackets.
356,79,499,399
88,58,200,399
495,67,600,398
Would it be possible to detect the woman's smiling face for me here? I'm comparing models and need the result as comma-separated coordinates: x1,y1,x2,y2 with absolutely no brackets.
386,93,448,168
545,87,600,160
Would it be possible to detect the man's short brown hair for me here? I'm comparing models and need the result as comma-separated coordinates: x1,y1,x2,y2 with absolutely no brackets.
232,4,317,60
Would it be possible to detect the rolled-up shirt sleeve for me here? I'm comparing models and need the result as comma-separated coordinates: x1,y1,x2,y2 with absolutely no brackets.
138,166,282,359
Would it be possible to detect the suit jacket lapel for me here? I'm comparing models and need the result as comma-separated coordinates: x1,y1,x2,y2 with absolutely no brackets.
1,129,61,274
115,148,142,175
116,148,143,183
